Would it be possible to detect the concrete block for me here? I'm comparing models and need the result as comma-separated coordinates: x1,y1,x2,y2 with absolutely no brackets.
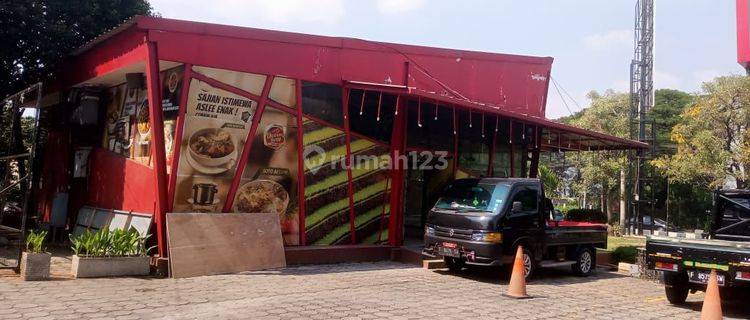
422,259,446,269
72,255,150,278
617,262,640,277
20,252,51,281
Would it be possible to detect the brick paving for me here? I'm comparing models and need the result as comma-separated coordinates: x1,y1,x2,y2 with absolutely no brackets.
0,262,748,320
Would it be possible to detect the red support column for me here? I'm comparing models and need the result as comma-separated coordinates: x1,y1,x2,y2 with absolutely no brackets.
167,64,192,211
387,95,407,246
222,76,274,212
296,80,306,246
342,88,356,244
145,41,169,257
509,121,515,177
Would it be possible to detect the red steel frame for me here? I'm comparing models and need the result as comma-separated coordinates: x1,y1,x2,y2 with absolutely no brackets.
295,80,306,245
145,41,170,257
167,64,193,212
222,77,274,212
342,88,356,244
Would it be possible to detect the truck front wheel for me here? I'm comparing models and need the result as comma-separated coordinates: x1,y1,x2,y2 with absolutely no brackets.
664,271,689,304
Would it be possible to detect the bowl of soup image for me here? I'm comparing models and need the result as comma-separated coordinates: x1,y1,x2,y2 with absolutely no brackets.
188,128,237,168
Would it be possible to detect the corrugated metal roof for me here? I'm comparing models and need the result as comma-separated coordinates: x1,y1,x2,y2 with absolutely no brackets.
70,16,142,56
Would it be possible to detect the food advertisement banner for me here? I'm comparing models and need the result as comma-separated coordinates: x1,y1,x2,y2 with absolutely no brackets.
172,78,258,213
235,106,299,245
162,66,184,172
102,84,149,164
101,66,185,171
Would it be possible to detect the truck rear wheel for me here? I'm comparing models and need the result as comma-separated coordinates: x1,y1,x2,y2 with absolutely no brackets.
664,271,689,304
444,257,465,272
572,247,595,276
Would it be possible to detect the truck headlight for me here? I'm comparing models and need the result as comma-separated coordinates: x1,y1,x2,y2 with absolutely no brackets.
425,226,435,236
471,232,502,243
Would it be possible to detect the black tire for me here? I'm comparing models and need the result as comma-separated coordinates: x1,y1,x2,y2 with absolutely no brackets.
664,271,689,304
444,257,465,272
507,246,535,279
572,247,595,276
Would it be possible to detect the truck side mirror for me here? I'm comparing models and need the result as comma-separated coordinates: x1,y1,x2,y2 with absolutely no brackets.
511,201,523,213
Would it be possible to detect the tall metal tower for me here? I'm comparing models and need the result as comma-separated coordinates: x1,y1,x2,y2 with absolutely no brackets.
628,0,655,234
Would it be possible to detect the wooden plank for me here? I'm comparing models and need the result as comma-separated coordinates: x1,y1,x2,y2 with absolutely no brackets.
166,212,286,278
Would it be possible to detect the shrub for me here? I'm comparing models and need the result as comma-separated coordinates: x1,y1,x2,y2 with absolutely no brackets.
564,209,607,223
70,228,152,257
25,229,47,253
612,246,638,264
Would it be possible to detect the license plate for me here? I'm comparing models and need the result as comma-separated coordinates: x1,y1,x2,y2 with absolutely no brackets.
687,270,725,286
438,246,460,258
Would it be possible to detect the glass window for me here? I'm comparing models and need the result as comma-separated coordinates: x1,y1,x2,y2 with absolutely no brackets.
302,81,343,127
348,90,395,143
512,147,526,177
406,101,453,151
491,117,511,177
511,187,538,211
457,110,491,176
434,180,510,213
302,117,351,245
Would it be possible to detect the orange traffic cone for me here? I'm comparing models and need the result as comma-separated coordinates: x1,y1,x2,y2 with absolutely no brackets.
701,269,723,320
503,245,531,299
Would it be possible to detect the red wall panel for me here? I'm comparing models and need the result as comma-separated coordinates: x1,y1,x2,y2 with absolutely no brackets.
86,149,155,214
145,17,552,118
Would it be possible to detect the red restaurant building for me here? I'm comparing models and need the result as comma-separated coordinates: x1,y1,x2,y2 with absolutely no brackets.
33,16,646,263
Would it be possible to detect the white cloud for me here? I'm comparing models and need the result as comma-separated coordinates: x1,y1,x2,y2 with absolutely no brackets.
654,69,682,90
611,79,629,92
582,29,632,51
152,0,345,25
692,69,721,87
375,0,427,14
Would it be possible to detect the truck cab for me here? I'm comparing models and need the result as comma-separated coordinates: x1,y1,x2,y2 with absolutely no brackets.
422,178,607,278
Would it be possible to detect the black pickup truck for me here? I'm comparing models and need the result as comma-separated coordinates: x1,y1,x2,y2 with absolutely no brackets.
422,178,607,278
646,189,750,304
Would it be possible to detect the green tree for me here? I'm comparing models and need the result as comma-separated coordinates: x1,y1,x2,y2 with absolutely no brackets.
539,163,560,196
0,0,153,100
649,89,694,152
561,90,630,223
653,76,750,188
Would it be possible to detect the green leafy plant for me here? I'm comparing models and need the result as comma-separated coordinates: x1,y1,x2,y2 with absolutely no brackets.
25,229,47,253
612,246,639,264
70,228,153,257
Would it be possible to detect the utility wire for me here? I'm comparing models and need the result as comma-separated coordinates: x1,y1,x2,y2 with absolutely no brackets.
549,77,575,117
551,76,584,112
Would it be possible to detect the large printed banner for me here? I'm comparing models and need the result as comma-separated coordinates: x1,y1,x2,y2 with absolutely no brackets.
172,78,258,213
235,106,300,245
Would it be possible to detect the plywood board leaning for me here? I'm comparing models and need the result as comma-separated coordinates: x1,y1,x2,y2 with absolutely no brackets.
166,212,286,278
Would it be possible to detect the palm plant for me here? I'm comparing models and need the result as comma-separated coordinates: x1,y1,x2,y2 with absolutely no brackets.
70,228,153,257
25,229,47,253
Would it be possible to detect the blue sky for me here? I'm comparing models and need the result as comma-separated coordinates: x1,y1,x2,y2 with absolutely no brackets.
150,0,744,119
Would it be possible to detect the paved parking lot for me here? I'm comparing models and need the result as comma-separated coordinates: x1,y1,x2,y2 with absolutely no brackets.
0,261,748,320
